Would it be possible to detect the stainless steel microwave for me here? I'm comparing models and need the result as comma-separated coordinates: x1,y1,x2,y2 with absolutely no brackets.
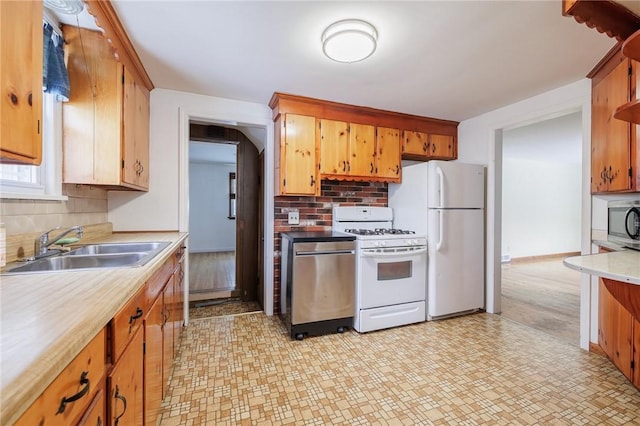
608,200,640,250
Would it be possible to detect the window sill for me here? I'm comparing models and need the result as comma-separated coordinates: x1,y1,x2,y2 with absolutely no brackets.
0,193,68,201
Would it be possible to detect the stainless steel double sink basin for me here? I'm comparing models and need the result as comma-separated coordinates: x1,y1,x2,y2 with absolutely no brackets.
3,241,171,274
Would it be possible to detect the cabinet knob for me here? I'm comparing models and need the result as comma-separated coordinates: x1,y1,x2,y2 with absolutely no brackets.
310,175,316,187
113,385,128,426
56,371,90,414
370,162,374,174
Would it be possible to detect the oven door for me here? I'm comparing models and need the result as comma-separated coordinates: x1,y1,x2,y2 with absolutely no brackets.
358,246,427,309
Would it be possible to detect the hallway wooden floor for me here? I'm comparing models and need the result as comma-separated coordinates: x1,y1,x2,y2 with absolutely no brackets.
189,252,235,298
501,255,581,346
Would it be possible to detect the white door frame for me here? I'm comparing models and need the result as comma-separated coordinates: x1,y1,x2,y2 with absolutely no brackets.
178,107,275,322
486,98,592,350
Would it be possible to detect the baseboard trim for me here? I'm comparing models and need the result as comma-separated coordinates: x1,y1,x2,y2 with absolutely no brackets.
510,251,581,263
589,342,607,357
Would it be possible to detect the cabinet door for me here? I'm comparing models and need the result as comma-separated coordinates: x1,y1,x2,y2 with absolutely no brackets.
318,119,349,175
599,281,633,381
280,114,318,195
162,278,175,398
430,134,457,160
144,294,164,426
402,131,429,158
63,26,123,186
349,123,376,177
122,67,150,190
173,259,185,346
634,317,640,388
0,0,43,165
77,388,105,426
109,327,143,426
591,57,631,193
376,127,401,180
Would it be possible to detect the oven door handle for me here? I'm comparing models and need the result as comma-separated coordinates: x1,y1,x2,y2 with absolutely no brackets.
361,247,427,257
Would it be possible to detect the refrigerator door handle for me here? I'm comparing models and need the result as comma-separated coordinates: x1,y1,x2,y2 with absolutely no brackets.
436,210,444,251
436,166,444,208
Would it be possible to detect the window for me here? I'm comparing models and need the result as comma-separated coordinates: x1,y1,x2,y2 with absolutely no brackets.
0,93,64,200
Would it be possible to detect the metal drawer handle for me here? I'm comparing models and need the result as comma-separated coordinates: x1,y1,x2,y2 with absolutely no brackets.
56,371,90,414
129,307,144,333
113,385,128,426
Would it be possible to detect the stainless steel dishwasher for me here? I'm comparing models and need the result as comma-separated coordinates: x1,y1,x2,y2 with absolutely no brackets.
280,232,356,340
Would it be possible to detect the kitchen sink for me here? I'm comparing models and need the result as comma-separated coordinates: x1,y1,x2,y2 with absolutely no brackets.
67,242,169,256
2,241,171,275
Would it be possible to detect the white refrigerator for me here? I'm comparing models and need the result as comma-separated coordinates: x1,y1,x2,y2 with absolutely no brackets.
389,161,485,320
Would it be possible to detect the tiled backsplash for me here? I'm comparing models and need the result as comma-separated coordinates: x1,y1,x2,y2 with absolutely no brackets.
0,184,108,235
273,179,388,309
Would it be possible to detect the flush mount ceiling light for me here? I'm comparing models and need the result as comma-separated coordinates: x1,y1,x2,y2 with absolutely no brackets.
322,19,378,63
43,0,84,15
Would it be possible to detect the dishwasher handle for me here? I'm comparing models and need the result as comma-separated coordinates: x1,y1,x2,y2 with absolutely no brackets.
295,249,355,256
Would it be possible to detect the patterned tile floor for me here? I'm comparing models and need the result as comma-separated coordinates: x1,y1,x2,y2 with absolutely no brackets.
158,313,640,425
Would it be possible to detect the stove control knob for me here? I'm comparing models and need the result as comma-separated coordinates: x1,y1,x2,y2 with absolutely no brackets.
372,241,379,247
380,241,386,247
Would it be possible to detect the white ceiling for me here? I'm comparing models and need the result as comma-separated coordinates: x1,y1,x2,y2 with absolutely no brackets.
107,0,617,123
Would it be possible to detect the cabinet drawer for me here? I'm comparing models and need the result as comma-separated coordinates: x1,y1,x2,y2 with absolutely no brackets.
111,286,146,363
146,253,176,305
15,328,106,425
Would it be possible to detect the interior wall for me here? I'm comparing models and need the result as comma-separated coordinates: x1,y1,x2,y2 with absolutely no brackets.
501,112,582,259
188,161,236,252
457,78,592,349
502,159,581,258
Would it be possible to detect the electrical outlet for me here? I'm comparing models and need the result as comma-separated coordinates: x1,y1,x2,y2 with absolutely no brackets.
288,211,300,225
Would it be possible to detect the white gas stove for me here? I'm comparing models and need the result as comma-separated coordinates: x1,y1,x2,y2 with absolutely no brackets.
332,206,427,332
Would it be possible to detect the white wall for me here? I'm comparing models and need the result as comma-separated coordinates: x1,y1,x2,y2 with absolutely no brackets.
501,112,582,259
189,161,236,252
502,159,581,258
457,78,593,349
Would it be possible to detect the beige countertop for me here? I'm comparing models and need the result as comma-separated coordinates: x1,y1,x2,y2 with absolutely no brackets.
0,231,188,425
563,250,640,285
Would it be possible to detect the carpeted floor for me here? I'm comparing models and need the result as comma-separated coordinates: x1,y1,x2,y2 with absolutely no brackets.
189,299,262,320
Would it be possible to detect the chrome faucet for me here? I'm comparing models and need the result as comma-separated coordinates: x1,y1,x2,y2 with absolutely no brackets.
35,226,84,258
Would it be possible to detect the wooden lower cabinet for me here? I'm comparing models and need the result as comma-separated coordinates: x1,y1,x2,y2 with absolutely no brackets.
162,278,175,397
15,329,106,425
144,294,165,426
77,388,106,426
108,326,144,426
635,317,640,388
599,279,637,384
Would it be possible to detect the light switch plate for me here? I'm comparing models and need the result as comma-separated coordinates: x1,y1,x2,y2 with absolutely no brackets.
288,211,299,225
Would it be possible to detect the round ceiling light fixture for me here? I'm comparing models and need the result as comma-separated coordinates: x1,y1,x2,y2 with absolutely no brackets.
43,0,84,15
321,19,378,63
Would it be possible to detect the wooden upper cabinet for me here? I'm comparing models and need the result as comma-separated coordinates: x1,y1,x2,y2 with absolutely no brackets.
318,119,349,175
590,48,635,193
269,93,458,193
349,123,377,177
403,131,429,157
0,0,43,165
402,130,457,161
318,119,376,178
63,25,150,191
376,127,401,180
276,113,318,196
122,67,150,189
430,134,457,159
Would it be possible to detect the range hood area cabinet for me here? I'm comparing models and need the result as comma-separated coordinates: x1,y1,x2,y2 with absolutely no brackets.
0,1,43,166
269,93,458,196
589,45,640,193
62,26,150,191
317,120,401,181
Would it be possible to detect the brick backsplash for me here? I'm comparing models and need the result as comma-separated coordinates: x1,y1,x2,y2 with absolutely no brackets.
273,179,388,310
